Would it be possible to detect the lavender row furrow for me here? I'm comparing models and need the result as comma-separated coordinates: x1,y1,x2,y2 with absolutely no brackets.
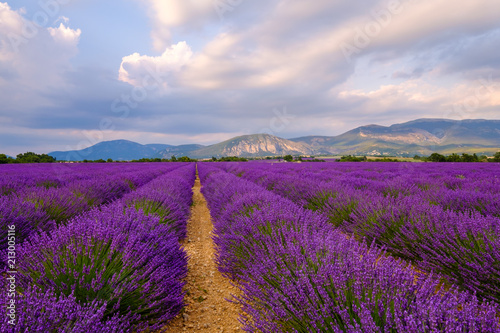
198,163,500,333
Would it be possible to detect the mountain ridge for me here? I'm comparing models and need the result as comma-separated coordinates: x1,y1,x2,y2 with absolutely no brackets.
48,119,500,160
49,140,175,161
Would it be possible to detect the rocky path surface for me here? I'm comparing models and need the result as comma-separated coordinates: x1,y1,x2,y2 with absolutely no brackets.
164,171,242,332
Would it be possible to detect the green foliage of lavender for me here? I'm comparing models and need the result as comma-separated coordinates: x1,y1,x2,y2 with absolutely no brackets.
198,163,500,332
0,163,196,330
221,162,500,306
0,286,133,332
16,205,188,330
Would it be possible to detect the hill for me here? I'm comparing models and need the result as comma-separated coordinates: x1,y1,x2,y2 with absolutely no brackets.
47,119,500,160
156,134,315,159
290,119,500,156
49,140,173,161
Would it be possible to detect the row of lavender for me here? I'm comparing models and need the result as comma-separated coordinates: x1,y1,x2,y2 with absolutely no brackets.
1,163,196,332
198,163,500,332
220,162,500,305
0,163,185,260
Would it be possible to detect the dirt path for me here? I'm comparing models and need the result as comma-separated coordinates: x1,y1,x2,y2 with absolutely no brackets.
164,170,242,332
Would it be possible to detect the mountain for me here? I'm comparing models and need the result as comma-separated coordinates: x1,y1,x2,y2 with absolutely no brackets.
157,134,315,159
47,119,500,160
49,140,173,161
290,119,500,156
158,144,206,158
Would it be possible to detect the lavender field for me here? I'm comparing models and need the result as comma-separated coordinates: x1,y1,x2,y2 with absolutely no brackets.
1,163,195,332
2,161,500,332
200,162,500,332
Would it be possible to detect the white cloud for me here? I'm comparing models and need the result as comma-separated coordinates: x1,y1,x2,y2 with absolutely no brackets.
0,2,26,60
129,0,499,93
48,23,81,45
137,0,216,51
337,76,500,120
110,0,500,132
118,41,193,89
0,2,81,110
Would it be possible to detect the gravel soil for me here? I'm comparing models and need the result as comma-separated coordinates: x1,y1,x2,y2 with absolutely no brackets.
163,171,243,332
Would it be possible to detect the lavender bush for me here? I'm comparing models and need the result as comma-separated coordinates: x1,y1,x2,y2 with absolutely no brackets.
0,162,196,330
122,164,195,240
0,196,55,267
220,162,500,305
0,286,133,333
15,204,188,331
199,163,500,332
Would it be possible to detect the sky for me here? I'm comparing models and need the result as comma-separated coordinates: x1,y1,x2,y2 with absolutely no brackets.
0,0,499,156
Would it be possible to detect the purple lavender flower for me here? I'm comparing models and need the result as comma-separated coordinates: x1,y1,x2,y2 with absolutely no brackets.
198,163,500,332
0,286,133,333
15,204,188,331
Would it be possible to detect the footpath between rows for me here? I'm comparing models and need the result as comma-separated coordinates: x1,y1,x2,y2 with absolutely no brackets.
164,171,242,332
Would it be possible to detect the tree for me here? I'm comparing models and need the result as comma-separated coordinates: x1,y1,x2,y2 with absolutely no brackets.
107,158,113,163
177,156,197,162
446,153,461,162
491,152,500,162
0,154,10,164
427,153,446,162
339,155,366,162
461,153,479,163
16,152,40,163
16,152,56,163
283,155,293,162
171,155,177,162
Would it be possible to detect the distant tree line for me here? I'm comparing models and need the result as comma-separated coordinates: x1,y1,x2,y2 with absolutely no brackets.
336,155,399,162
127,155,197,163
281,155,325,162
0,153,200,164
0,152,56,164
415,152,500,163
338,155,368,162
85,156,198,163
334,152,500,163
210,156,248,162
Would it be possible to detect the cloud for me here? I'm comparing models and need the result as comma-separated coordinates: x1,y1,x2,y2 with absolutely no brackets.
0,3,26,60
137,0,216,51
107,0,500,143
2,0,500,156
128,0,500,94
0,2,82,117
337,75,500,121
392,67,426,79
48,23,81,45
118,41,193,90
439,29,500,77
